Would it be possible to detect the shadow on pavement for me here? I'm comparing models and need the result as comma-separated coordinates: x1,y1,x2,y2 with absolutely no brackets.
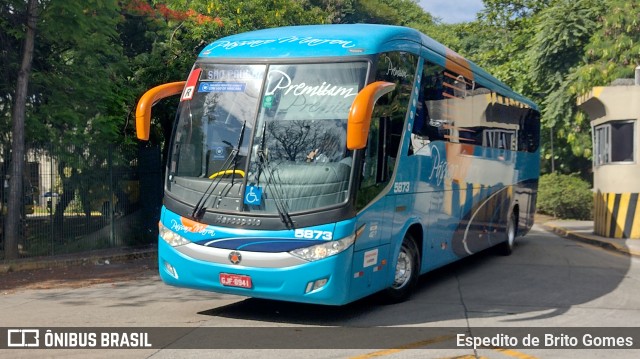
198,226,632,326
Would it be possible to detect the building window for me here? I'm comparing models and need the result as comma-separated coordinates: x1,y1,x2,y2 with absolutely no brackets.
594,120,635,166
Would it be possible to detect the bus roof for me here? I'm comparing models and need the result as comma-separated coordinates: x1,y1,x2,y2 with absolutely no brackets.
199,24,421,59
198,24,536,109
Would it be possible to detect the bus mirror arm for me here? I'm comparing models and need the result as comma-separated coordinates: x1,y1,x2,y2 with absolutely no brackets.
346,81,396,150
136,81,186,141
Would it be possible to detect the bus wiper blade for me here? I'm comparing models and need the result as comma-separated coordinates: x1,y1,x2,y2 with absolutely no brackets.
255,117,293,228
258,151,294,229
191,120,247,221
229,119,247,185
191,149,235,221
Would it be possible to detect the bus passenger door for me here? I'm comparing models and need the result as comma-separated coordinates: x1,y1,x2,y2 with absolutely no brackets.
351,116,394,296
355,116,394,251
355,49,419,253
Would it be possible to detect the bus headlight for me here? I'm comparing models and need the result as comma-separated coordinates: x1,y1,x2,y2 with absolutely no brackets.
158,222,191,247
289,234,355,262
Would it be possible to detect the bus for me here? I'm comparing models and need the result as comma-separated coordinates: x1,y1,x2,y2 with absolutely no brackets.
136,24,540,305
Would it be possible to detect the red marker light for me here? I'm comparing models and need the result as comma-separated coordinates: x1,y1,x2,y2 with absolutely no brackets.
181,68,202,101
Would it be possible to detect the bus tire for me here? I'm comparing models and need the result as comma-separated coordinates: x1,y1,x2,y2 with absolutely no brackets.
498,211,517,256
383,233,420,303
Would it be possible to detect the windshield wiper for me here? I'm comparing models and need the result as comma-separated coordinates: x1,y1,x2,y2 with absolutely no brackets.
255,120,294,229
257,150,294,229
229,120,247,186
191,120,247,221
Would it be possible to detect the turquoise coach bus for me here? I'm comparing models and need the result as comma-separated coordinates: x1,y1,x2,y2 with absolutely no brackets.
136,24,540,305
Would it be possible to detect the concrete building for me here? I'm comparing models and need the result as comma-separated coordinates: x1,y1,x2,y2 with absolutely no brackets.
578,69,640,238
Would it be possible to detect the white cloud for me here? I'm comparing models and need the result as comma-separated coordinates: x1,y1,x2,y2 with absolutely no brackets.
419,0,485,24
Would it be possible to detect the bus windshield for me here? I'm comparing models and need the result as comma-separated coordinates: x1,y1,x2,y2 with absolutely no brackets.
167,61,368,215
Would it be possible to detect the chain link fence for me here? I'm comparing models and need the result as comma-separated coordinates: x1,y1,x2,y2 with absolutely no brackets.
1,143,162,260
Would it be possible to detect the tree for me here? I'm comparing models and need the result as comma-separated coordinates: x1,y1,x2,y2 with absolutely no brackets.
466,0,551,95
571,0,640,95
528,0,603,174
480,0,550,28
523,0,638,176
26,1,134,227
308,0,355,23
2,1,150,245
0,1,24,149
568,0,639,173
5,0,37,259
304,0,437,26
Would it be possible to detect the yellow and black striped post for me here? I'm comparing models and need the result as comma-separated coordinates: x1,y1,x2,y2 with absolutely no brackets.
594,191,640,238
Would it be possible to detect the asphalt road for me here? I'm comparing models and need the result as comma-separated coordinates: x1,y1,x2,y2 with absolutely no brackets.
1,225,639,358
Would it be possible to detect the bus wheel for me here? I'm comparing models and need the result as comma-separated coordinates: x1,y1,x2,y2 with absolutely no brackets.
498,211,517,256
383,233,419,303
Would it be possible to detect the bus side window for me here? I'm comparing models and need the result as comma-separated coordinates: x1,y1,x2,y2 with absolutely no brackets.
415,62,449,144
518,109,540,152
356,115,389,210
374,51,417,160
356,51,418,209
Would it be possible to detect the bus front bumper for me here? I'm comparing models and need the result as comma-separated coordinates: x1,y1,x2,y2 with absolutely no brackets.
158,239,355,305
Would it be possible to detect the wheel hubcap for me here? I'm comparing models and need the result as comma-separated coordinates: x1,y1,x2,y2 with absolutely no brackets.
393,248,412,289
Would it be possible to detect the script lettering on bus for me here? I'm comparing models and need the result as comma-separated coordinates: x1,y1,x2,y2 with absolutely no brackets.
265,70,357,99
384,55,411,80
277,36,355,48
206,39,276,51
428,145,461,186
203,37,356,54
279,95,352,117
170,219,216,236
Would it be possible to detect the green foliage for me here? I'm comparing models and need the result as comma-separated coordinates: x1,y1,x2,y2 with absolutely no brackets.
446,0,640,178
5,0,636,184
182,0,326,35
529,0,640,176
24,0,130,149
571,0,640,96
529,0,602,91
353,0,433,25
537,173,593,220
448,2,545,96
355,0,398,23
307,0,435,25
525,0,603,169
480,0,550,28
0,0,33,146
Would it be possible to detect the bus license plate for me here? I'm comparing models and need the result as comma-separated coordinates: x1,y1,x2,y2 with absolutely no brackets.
219,273,252,289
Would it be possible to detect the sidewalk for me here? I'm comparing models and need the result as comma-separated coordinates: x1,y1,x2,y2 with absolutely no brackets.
542,219,640,257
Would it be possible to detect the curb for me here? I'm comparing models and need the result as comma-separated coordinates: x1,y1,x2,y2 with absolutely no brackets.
542,223,640,258
0,247,157,274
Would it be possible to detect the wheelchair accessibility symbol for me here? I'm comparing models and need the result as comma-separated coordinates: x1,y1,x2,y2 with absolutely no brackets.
244,186,262,205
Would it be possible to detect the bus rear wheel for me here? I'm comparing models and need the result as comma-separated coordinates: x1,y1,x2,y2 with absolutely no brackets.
383,233,419,303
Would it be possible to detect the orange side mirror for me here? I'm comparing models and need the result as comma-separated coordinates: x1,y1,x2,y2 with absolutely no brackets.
136,81,186,141
346,81,396,150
